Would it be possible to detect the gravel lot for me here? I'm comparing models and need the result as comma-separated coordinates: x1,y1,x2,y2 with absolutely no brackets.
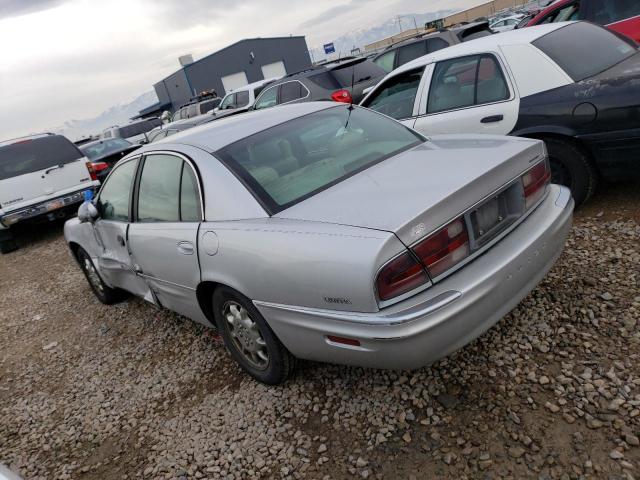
1,183,639,480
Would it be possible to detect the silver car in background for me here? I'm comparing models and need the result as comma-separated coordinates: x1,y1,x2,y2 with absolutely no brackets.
64,102,573,384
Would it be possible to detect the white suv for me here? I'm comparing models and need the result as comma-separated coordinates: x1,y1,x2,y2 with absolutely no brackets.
0,133,100,253
215,78,280,114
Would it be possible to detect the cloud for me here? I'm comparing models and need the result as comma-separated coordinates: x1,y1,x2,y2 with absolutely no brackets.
0,0,67,19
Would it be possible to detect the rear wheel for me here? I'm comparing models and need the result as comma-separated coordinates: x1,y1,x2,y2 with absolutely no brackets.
542,137,598,206
77,247,126,304
213,286,295,385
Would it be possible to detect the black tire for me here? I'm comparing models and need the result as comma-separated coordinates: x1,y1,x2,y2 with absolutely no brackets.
0,237,18,254
213,286,295,385
542,137,598,206
76,247,126,304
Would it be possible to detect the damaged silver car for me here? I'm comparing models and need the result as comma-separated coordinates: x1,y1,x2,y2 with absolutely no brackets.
65,102,573,384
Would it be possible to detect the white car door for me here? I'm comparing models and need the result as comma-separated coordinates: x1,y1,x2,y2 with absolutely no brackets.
413,53,519,137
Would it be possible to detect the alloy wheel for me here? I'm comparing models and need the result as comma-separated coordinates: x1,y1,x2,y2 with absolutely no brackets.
223,301,269,370
83,258,104,294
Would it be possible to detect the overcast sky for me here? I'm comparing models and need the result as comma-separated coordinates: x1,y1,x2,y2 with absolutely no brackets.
0,0,481,139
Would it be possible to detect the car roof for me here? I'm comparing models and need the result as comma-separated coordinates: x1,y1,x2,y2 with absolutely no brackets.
393,21,571,75
143,102,336,153
228,78,280,94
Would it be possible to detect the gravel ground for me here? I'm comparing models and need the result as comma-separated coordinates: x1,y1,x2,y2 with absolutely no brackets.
1,183,639,480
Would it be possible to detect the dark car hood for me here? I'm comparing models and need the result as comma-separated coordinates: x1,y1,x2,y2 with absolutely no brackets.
89,145,140,163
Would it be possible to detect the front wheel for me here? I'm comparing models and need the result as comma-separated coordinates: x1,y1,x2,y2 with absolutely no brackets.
77,247,126,304
543,137,598,206
213,286,295,385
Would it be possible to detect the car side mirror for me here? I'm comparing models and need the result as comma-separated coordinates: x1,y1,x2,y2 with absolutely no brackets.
78,200,99,223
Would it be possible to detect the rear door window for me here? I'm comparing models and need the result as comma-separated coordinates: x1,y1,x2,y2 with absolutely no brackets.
362,67,424,120
427,37,450,53
396,41,427,67
279,82,306,103
0,135,83,180
583,0,640,24
427,54,509,113
373,50,396,73
235,90,250,107
533,22,636,81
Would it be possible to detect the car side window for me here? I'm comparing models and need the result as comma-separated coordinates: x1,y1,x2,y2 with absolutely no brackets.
98,159,137,221
236,90,250,107
279,82,305,103
374,50,396,73
362,67,424,120
254,85,279,109
220,93,236,110
427,54,509,114
585,0,638,24
427,37,449,53
180,164,201,221
137,154,182,222
397,41,427,67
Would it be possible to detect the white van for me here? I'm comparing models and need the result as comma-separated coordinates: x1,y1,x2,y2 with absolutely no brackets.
0,133,100,253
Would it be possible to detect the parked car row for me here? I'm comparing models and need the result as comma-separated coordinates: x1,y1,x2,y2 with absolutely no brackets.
2,17,638,388
360,21,640,205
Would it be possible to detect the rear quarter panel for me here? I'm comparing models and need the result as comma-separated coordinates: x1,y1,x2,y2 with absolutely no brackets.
197,218,406,313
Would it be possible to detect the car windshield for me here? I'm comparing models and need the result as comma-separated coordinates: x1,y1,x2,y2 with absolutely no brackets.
81,138,132,160
0,135,83,180
216,106,423,213
533,22,637,81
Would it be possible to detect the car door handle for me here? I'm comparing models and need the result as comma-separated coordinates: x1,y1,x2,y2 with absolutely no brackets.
481,115,504,124
177,241,195,256
116,234,125,246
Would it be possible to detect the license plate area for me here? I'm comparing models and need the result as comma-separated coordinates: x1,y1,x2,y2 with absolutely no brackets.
466,181,524,249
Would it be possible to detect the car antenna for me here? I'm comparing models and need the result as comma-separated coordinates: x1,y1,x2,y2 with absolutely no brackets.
343,63,356,131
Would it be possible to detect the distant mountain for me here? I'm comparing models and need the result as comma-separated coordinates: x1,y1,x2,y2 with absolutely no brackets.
310,10,456,60
53,91,159,142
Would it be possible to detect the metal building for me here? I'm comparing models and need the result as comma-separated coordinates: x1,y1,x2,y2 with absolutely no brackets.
139,36,312,117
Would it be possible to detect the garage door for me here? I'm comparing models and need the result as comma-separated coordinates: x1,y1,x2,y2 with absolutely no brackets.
221,71,249,94
261,61,287,80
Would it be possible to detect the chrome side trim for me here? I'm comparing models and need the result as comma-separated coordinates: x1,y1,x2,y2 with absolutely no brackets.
254,290,462,326
137,273,196,291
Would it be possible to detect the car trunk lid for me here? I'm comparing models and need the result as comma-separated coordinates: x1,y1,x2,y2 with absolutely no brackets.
275,135,545,245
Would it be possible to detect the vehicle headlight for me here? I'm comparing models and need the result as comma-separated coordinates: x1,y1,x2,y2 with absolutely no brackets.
1,210,28,226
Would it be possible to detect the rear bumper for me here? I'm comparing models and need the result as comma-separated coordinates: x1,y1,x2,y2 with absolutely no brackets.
255,184,574,370
0,187,96,228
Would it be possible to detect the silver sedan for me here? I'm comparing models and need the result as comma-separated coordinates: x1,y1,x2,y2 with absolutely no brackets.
64,102,574,384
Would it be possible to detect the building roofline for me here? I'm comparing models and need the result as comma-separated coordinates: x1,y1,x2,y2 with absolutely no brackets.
158,36,307,84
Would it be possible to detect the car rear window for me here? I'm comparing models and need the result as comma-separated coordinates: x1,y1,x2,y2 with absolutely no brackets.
215,106,422,214
330,59,386,87
533,22,637,81
307,71,341,90
0,135,83,180
81,138,132,160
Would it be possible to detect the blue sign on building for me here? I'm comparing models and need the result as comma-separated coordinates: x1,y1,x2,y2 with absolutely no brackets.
323,42,336,55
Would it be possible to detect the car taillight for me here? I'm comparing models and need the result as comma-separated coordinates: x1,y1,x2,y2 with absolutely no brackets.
413,218,470,278
376,251,429,301
522,159,551,210
331,89,352,103
86,161,108,181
